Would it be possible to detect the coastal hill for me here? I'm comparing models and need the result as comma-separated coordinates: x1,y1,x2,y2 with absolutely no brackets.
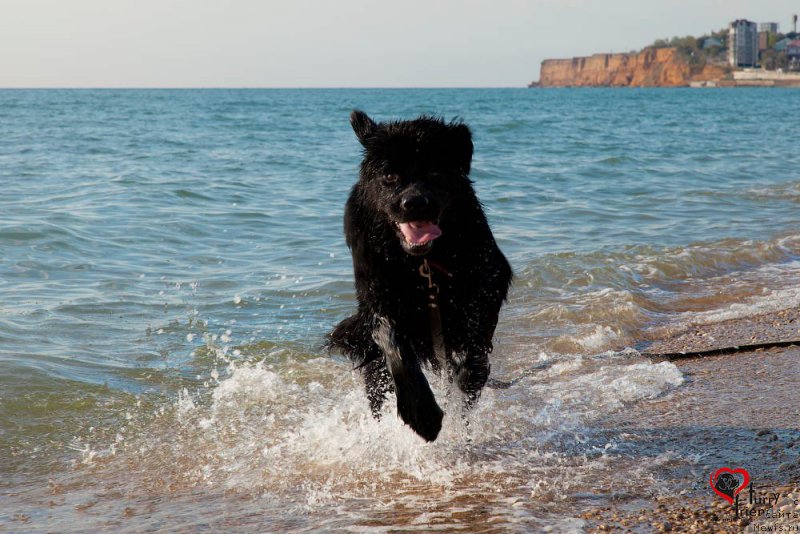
533,25,800,87
536,48,725,87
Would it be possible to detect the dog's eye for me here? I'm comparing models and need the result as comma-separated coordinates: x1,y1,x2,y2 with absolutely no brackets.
383,173,400,185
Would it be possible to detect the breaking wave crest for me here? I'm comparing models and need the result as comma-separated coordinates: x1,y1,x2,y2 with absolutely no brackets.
502,232,800,358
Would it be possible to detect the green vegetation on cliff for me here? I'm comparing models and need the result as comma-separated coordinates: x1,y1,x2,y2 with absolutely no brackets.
644,28,799,71
645,30,727,66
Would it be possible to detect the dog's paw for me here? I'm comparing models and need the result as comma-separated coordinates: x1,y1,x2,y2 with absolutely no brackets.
397,398,444,442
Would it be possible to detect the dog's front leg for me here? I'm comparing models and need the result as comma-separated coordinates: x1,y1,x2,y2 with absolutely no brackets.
372,316,443,442
450,275,506,408
451,349,490,409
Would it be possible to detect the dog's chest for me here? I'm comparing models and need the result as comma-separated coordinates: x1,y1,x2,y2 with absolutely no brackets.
398,258,463,330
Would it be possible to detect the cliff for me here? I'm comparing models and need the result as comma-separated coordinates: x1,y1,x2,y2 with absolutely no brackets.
538,48,726,87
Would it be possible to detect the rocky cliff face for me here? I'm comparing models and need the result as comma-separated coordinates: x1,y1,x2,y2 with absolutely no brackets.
538,48,726,87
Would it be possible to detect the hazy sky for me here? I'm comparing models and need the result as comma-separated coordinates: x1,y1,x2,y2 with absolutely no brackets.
1,0,797,87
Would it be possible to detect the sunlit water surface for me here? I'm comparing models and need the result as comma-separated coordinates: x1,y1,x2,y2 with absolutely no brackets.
2,88,800,531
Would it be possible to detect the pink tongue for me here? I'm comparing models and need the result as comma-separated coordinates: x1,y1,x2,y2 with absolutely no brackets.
398,221,442,244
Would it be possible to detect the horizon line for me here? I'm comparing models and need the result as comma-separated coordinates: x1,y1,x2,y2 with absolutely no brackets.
0,85,529,90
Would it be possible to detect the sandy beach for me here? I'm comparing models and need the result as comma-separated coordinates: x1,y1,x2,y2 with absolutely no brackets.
581,309,800,532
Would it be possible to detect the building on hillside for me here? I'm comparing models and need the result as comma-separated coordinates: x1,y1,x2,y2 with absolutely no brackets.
787,40,800,55
759,32,769,51
759,22,779,53
787,40,800,70
729,19,758,67
702,36,723,50
759,22,779,33
776,37,792,52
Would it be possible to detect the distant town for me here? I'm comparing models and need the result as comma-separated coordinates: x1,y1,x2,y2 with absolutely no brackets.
532,14,800,88
657,16,800,72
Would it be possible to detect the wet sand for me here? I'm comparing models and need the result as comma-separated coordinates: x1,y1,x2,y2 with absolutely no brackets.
583,310,800,532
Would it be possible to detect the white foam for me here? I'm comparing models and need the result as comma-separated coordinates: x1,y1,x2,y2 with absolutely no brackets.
208,354,677,484
520,360,684,422
681,285,800,326
171,360,474,494
89,347,684,530
575,325,620,350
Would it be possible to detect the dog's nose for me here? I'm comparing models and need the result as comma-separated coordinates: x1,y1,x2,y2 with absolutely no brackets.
401,195,430,213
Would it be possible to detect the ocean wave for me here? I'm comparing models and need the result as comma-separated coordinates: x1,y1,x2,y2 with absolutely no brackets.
502,232,800,355
744,180,800,202
674,284,800,327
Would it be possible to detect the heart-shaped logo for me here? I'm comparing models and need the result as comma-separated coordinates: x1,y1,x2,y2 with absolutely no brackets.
709,467,750,505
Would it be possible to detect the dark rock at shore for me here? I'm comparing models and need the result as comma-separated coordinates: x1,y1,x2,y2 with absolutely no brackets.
643,307,800,356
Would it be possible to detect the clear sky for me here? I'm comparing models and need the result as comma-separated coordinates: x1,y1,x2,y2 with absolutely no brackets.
1,0,797,88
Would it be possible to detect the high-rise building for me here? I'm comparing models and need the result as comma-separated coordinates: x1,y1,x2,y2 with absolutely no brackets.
729,19,758,68
759,32,769,52
759,22,779,34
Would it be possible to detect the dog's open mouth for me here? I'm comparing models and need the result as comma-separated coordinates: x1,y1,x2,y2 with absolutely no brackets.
396,221,441,255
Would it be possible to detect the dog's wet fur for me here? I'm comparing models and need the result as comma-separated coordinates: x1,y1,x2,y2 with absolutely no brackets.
327,110,512,441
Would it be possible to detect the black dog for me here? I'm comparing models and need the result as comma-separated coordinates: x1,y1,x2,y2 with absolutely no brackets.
328,110,512,441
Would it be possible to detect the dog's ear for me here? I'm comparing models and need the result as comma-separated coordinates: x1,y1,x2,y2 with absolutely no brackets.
350,110,377,147
449,123,473,175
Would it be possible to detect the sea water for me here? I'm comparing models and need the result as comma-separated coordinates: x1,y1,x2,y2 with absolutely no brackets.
1,88,799,531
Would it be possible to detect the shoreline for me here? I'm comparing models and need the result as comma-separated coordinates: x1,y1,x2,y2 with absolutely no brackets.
642,307,800,358
581,308,800,532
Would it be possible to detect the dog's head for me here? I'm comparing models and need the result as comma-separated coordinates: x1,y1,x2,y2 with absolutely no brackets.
350,110,473,256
